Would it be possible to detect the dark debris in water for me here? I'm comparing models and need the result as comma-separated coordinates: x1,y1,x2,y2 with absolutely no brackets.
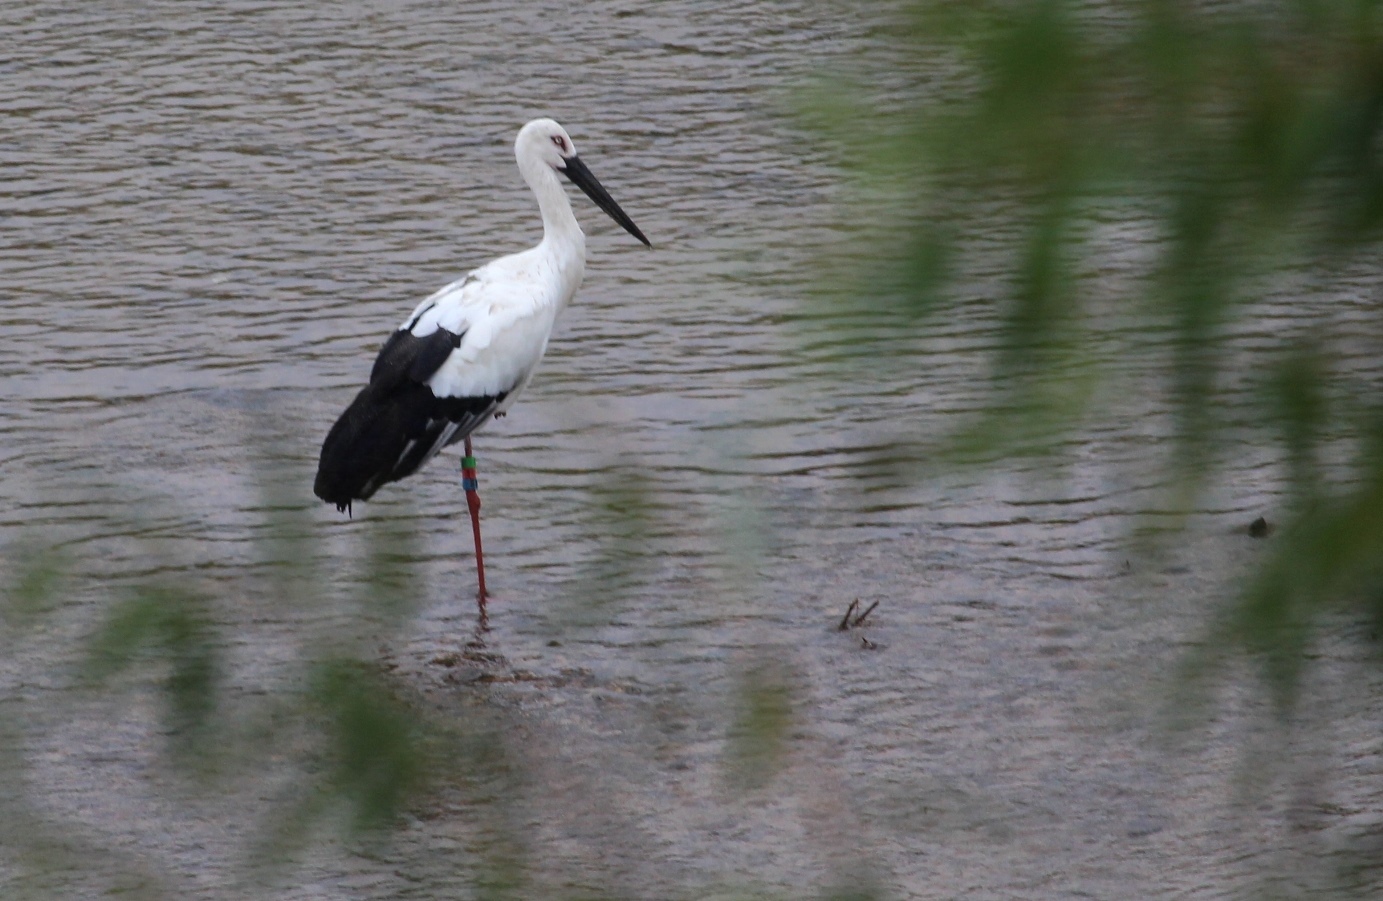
1248,516,1272,538
838,598,880,631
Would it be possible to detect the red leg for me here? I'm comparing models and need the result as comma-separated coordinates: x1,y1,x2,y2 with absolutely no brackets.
462,437,488,626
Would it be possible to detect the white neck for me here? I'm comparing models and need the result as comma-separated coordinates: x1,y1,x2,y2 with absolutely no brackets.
519,156,586,253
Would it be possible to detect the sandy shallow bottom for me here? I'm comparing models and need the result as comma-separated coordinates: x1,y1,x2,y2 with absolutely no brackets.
4,0,1383,896
5,501,1382,900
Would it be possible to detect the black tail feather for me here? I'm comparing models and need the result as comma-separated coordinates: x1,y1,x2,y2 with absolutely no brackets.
314,381,506,514
314,381,436,511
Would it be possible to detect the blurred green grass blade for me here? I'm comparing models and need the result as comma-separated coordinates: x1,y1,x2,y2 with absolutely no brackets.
725,659,797,791
83,582,221,748
2,543,67,635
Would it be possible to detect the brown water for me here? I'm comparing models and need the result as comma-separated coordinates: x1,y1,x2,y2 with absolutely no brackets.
5,1,1383,898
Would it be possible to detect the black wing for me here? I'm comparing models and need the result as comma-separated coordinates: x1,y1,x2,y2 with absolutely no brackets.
313,327,507,513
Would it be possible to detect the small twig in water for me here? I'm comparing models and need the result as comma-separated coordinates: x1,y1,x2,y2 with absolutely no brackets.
850,600,880,629
837,599,860,632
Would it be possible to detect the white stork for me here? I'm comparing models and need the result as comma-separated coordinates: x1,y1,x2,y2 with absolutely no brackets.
314,118,650,621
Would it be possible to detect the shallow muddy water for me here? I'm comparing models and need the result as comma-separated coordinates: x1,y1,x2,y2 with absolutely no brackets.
4,1,1383,898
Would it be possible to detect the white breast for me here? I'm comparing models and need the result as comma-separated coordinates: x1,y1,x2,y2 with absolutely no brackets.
403,244,583,406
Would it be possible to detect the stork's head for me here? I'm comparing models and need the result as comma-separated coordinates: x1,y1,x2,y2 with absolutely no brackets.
515,118,651,247
516,118,578,171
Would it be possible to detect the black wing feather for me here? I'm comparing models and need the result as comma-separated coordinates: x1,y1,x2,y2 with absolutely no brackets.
369,326,460,385
314,326,507,513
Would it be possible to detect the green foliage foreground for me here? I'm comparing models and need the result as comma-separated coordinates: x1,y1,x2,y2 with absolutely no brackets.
806,0,1383,710
0,476,810,899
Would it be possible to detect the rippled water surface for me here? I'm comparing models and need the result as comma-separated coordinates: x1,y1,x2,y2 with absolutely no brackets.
5,2,1383,898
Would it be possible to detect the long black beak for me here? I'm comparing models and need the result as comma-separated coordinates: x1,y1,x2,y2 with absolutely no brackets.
560,155,651,247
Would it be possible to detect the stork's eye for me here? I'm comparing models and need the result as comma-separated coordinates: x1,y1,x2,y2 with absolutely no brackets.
551,135,568,152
